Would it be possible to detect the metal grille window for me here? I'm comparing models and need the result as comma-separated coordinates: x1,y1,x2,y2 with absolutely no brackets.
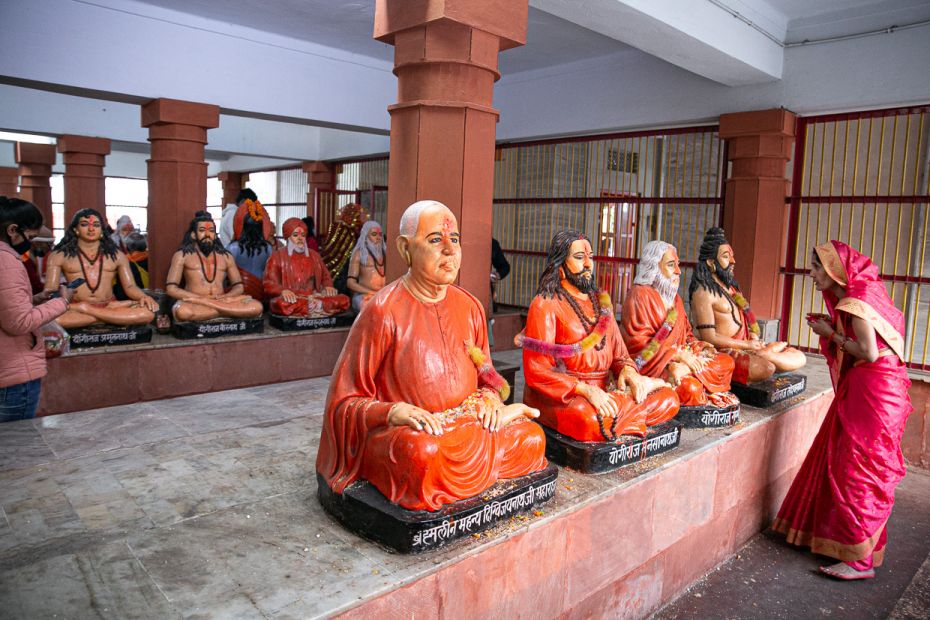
245,168,308,237
782,105,930,369
492,127,726,310
334,158,390,228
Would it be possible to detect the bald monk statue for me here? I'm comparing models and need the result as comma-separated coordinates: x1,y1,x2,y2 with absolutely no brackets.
166,211,263,322
620,240,737,408
317,200,546,512
521,230,680,442
263,218,350,317
44,208,157,329
689,228,806,383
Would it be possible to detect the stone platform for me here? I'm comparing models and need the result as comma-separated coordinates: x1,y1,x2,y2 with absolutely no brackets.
0,354,834,618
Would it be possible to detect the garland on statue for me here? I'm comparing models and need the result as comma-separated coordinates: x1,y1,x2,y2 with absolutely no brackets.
731,291,761,336
516,292,613,358
465,343,511,402
633,308,678,371
243,199,265,222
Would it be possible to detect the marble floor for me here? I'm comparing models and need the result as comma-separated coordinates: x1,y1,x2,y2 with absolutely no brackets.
0,352,834,619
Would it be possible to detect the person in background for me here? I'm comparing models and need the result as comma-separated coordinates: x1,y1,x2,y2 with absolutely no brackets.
301,216,320,252
0,196,73,422
219,188,258,246
490,237,510,314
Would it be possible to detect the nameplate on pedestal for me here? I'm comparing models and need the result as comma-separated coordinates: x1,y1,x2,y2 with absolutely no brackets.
730,373,807,408
269,313,354,332
69,325,153,349
541,421,682,474
317,463,558,553
173,317,265,340
676,401,741,429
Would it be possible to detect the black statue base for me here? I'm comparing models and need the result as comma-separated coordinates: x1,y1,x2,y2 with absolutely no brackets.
172,316,265,339
676,400,741,429
730,373,807,408
69,324,153,349
541,421,682,474
268,312,354,331
317,464,559,554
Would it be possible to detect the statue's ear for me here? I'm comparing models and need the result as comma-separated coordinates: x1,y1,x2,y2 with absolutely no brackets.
706,258,716,271
396,236,411,266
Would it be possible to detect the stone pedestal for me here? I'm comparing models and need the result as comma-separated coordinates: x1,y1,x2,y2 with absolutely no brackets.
217,171,248,207
142,98,220,289
302,160,334,223
57,135,111,225
541,421,682,474
375,0,528,312
15,143,56,227
0,167,18,196
719,109,796,320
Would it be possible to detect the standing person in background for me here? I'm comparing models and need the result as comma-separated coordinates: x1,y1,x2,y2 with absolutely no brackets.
301,216,320,252
219,188,258,246
773,241,912,580
0,197,73,422
490,238,510,313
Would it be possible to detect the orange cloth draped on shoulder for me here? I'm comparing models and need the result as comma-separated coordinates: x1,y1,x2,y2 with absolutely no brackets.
316,281,546,511
238,269,264,301
522,293,679,442
262,247,349,316
620,284,734,405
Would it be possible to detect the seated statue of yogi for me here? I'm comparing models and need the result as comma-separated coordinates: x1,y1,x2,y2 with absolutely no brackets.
620,240,737,407
316,200,546,512
263,218,350,316
44,208,157,329
346,220,386,313
166,211,263,322
689,228,806,383
521,230,679,443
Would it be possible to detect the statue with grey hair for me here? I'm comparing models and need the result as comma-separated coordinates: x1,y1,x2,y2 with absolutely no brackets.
689,227,806,384
317,200,554,550
620,240,739,411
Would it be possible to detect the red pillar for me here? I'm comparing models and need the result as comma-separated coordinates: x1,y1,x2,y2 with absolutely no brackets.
0,167,18,197
57,135,111,226
141,98,220,289
217,171,248,206
718,108,796,320
302,160,334,221
374,0,528,310
15,143,56,229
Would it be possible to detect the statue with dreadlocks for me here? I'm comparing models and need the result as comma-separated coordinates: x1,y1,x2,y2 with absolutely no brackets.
44,208,157,329
165,210,263,322
689,227,806,383
520,230,679,443
620,240,738,409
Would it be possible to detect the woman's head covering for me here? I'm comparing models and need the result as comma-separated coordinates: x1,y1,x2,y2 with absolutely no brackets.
233,199,273,241
814,240,905,358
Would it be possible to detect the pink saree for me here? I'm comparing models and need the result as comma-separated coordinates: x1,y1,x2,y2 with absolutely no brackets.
772,241,912,569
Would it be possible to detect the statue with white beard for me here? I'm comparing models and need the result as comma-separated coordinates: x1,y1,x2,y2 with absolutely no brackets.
620,240,738,408
689,227,806,383
346,220,386,312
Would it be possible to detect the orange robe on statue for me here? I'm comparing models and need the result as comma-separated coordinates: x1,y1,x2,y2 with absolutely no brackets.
316,281,547,511
620,285,734,406
263,247,350,316
522,294,680,442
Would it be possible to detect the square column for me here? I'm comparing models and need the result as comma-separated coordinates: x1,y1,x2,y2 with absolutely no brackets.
217,171,249,206
15,143,57,228
57,135,111,226
0,167,18,197
375,0,528,310
142,98,220,289
719,109,796,320
302,161,334,221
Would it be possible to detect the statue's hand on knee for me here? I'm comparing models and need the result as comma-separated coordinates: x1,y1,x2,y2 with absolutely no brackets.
388,402,444,436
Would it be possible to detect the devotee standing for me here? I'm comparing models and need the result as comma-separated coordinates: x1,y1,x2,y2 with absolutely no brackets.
317,200,545,511
228,202,272,300
772,241,912,580
263,218,349,316
0,197,73,422
620,240,735,407
521,230,678,442
346,220,386,312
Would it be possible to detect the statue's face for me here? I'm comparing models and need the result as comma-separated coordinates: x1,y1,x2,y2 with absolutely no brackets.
119,220,135,235
658,247,681,285
407,206,461,287
715,243,735,271
367,227,383,244
288,227,307,250
194,221,216,242
563,239,594,280
75,215,102,243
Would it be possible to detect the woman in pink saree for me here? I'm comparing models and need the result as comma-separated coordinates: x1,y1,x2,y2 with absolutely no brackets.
772,240,912,580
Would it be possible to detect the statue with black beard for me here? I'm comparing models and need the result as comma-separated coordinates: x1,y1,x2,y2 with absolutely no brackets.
689,227,806,383
165,210,263,322
521,230,679,443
